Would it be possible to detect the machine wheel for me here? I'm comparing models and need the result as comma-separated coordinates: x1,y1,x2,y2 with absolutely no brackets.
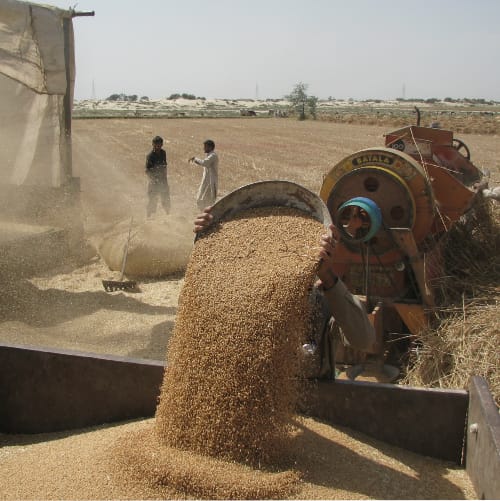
320,148,436,254
452,138,471,160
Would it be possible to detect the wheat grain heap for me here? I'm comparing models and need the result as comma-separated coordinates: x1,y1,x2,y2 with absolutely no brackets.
112,206,325,498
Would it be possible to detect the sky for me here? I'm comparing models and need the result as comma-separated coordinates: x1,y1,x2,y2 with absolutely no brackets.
29,0,500,101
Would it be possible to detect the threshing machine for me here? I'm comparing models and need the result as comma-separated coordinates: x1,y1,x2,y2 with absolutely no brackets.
319,121,486,375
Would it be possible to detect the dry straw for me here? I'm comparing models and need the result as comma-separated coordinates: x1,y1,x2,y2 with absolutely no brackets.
403,198,500,405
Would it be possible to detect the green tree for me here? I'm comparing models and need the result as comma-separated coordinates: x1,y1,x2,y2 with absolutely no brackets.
286,82,317,120
307,95,318,119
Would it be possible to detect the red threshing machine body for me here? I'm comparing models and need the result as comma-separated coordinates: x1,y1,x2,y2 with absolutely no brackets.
319,124,486,367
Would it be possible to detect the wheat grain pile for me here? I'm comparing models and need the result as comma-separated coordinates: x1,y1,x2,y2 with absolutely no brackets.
0,416,476,500
112,206,324,498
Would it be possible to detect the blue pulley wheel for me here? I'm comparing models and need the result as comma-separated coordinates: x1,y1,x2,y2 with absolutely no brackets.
337,197,382,243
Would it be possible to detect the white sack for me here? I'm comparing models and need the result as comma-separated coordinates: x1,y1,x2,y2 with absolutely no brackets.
98,216,194,278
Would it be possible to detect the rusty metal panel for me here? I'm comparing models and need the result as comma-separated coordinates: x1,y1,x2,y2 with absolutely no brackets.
0,343,164,433
301,379,468,464
385,126,454,147
466,376,500,500
426,162,477,223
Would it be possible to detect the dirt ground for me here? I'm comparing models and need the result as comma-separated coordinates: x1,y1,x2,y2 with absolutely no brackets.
1,118,498,362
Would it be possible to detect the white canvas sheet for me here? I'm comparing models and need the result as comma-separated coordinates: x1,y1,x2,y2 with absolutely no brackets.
0,0,74,187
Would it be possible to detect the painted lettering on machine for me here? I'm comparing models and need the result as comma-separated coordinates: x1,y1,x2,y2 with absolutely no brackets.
352,154,395,167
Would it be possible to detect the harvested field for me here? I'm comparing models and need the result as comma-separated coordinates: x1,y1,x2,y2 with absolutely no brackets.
0,117,498,499
1,117,497,360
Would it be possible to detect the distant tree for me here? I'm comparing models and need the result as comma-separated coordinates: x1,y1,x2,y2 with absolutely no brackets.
307,95,318,119
107,93,121,101
168,92,199,100
286,82,318,120
140,96,149,101
129,94,138,102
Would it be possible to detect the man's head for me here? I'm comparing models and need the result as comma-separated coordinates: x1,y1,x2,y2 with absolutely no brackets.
203,139,215,153
152,135,163,152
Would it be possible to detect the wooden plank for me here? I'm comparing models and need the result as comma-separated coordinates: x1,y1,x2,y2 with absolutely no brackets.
301,379,468,463
466,376,500,499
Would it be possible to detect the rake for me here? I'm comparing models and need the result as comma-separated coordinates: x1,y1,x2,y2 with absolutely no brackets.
102,218,138,292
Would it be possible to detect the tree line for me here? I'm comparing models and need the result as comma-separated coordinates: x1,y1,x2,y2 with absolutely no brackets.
103,85,498,121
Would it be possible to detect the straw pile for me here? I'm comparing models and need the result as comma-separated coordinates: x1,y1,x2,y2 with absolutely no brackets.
403,198,500,405
112,206,325,498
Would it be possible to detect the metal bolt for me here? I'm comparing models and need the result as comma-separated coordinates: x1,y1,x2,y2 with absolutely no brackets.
469,423,479,434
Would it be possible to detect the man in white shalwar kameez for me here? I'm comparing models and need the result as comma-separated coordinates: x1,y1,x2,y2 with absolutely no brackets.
189,139,219,210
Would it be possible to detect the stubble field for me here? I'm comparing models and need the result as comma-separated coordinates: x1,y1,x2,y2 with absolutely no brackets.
74,117,500,232
1,117,498,361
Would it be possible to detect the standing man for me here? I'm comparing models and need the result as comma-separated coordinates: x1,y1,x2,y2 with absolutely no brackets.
145,135,170,217
189,139,218,211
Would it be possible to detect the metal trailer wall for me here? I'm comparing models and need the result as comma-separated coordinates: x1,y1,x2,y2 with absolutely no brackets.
1,343,498,498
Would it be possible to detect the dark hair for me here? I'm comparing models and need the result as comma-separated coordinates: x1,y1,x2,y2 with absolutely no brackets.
204,139,215,150
152,135,163,144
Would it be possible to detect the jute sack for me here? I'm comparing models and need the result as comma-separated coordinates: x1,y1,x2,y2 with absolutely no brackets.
98,216,193,278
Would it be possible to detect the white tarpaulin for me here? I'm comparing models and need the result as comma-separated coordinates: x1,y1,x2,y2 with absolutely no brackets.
0,0,75,187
